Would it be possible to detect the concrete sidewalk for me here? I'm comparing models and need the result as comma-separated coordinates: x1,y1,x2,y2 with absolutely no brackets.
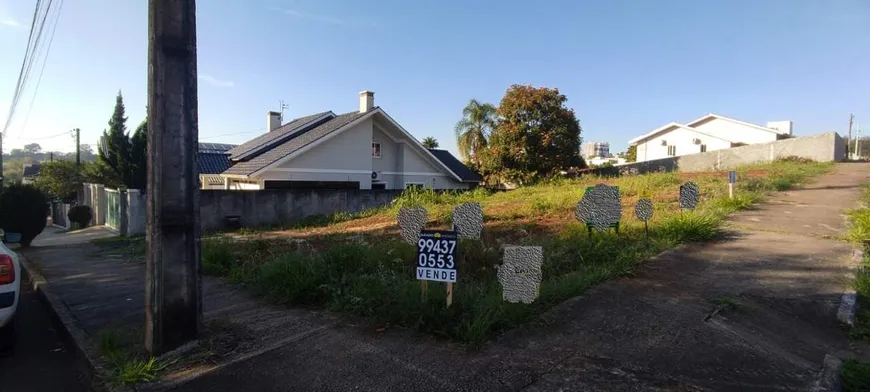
19,162,870,392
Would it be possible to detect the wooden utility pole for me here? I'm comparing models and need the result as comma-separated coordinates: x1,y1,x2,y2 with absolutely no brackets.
145,0,202,355
75,128,80,168
0,132,4,188
848,114,854,160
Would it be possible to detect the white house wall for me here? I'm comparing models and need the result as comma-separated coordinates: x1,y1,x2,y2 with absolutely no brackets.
636,126,732,162
690,118,778,145
372,126,398,173
265,118,375,189
401,144,442,173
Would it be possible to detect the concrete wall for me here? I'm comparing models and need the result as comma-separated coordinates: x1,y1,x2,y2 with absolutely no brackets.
126,189,146,236
607,132,844,176
78,184,146,236
82,183,107,226
199,188,404,232
50,202,71,229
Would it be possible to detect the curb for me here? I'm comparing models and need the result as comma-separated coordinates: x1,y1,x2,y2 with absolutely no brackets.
812,354,843,392
17,252,132,392
837,248,864,327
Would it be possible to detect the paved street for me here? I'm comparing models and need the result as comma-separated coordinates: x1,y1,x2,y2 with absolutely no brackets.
0,283,91,392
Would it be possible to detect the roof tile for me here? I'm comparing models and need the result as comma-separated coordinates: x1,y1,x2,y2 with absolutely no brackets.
227,111,333,159
223,111,368,176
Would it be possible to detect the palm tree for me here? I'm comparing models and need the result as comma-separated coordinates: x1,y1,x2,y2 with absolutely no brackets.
421,137,439,149
454,99,497,164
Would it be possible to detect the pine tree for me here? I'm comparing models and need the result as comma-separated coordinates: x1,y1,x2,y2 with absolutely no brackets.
130,119,148,190
98,91,131,188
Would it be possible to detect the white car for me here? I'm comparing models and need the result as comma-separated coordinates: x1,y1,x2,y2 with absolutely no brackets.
0,229,20,352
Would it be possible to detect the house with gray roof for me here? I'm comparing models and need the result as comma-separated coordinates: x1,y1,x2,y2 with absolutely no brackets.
210,91,481,190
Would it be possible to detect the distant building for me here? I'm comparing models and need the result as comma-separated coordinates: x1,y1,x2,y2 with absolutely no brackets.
22,163,40,185
627,113,793,163
582,142,610,159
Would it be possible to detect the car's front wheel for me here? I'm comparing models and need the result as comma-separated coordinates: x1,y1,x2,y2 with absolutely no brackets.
0,319,14,354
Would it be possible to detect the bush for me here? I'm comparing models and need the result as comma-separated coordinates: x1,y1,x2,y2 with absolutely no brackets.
67,205,93,228
775,155,815,164
0,184,48,246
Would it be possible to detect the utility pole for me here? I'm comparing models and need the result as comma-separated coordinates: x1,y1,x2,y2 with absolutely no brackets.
0,132,4,188
145,0,201,355
855,121,862,158
75,128,80,168
848,113,854,160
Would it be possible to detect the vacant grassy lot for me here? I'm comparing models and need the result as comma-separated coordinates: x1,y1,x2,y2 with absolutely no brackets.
185,160,829,346
842,184,870,392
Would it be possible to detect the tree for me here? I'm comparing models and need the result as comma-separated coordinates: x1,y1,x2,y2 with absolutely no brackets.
484,85,583,184
23,143,42,155
98,91,131,188
625,145,637,163
33,160,82,201
421,136,439,149
129,119,148,190
454,99,497,165
0,184,48,247
81,160,121,187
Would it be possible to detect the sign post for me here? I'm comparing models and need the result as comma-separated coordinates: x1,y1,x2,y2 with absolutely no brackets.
416,230,458,307
728,171,737,199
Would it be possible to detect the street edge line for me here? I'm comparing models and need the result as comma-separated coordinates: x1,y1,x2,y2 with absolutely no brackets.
811,354,843,392
837,248,863,326
17,252,133,392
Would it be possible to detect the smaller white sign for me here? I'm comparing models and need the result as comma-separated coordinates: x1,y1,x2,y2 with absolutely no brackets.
416,267,457,283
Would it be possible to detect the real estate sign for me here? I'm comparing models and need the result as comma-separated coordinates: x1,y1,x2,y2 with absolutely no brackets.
416,230,458,283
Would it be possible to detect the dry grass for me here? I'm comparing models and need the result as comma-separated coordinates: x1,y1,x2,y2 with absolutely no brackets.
195,160,832,345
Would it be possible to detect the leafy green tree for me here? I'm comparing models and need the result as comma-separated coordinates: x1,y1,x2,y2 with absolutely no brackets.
0,184,47,247
81,160,121,187
421,136,439,149
484,85,583,184
454,99,497,165
625,145,637,163
98,91,131,188
32,160,82,201
129,119,147,190
23,143,42,154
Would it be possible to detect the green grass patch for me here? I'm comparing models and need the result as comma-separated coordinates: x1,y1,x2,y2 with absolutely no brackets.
97,329,170,386
846,184,870,341
842,359,870,392
201,161,830,346
91,235,146,258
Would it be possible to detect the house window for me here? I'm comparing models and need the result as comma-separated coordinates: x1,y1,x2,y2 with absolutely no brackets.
667,145,676,156
405,183,424,190
700,144,707,153
371,182,387,190
372,142,381,158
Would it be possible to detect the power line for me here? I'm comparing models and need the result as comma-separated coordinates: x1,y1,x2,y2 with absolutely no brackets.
17,129,72,141
17,0,64,138
1,0,55,137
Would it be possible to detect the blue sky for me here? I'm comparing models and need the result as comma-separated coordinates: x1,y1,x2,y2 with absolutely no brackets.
0,0,868,156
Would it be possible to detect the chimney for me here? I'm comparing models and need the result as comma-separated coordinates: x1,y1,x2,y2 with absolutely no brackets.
267,111,282,132
359,90,374,113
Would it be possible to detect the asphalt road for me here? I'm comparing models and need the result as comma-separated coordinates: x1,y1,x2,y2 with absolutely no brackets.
0,283,91,392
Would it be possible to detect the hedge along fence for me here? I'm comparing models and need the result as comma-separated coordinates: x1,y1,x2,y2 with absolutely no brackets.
195,161,833,346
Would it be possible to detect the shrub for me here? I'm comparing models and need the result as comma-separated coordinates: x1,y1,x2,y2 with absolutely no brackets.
67,205,93,228
0,184,48,246
775,155,815,164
